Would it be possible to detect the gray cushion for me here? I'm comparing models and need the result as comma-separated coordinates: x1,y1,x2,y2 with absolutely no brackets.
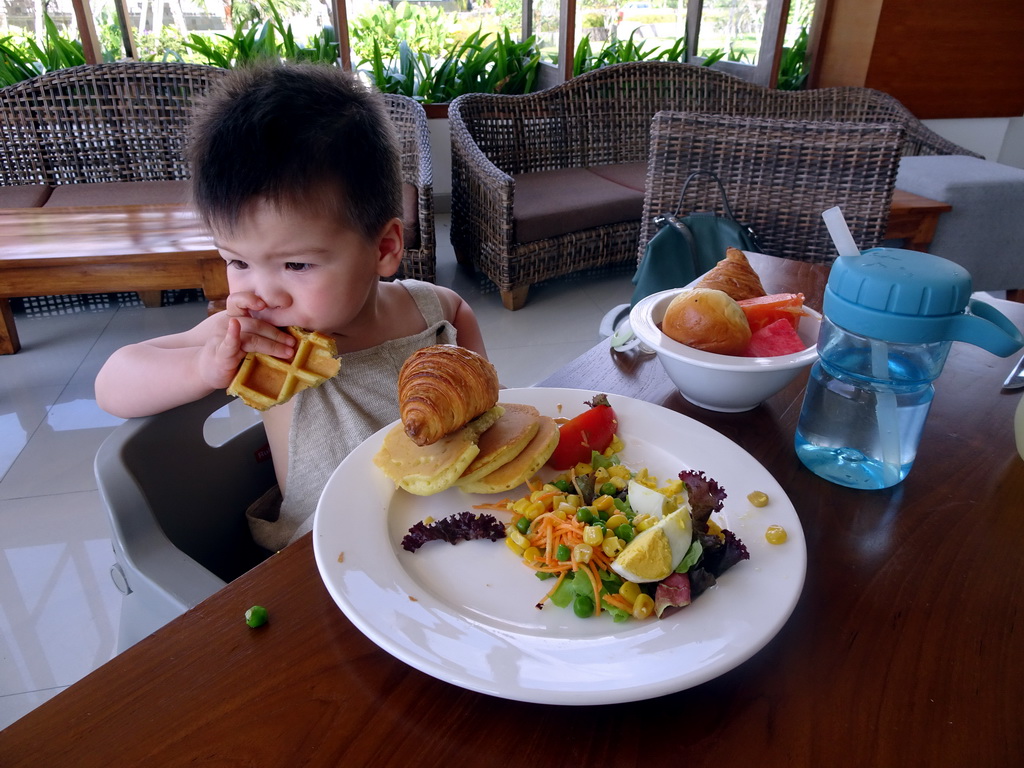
512,167,644,243
896,155,1024,291
0,184,53,207
44,180,189,207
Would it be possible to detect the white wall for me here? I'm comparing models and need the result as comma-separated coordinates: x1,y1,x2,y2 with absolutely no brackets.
924,116,1024,169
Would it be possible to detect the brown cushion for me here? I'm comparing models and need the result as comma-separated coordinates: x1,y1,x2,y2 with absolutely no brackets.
44,180,190,207
512,168,644,243
0,185,53,207
402,182,420,249
586,162,648,192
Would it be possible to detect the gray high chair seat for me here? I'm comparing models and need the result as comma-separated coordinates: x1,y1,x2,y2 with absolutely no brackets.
95,392,276,652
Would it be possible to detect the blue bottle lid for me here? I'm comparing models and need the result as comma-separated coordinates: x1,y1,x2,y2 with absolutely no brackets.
823,247,972,343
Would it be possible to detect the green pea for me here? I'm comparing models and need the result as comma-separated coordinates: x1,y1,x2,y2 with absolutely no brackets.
615,524,635,543
552,479,571,493
556,544,571,561
598,508,611,522
573,594,595,618
600,482,618,497
245,605,268,628
516,516,531,535
575,507,594,524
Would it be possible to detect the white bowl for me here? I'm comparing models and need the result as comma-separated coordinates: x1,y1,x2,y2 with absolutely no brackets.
629,288,821,412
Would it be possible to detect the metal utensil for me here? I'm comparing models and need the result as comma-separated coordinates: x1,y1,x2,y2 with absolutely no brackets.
1002,352,1024,389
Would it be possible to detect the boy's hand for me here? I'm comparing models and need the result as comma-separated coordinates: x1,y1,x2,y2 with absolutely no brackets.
196,295,296,390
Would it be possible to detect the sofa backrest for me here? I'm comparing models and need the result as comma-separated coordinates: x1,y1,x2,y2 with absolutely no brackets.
450,61,978,176
0,62,227,187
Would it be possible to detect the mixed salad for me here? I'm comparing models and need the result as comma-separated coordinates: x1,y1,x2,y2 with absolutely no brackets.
402,392,749,623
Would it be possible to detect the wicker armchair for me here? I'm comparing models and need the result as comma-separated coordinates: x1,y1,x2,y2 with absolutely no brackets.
0,61,225,187
639,111,905,264
449,61,977,310
381,94,436,283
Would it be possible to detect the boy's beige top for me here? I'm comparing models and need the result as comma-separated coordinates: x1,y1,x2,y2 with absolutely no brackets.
246,280,457,551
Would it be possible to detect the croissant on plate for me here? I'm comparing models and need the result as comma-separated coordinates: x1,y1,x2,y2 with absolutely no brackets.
695,247,767,302
399,344,500,446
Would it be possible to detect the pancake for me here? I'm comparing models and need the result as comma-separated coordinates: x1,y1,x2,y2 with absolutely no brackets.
458,403,541,485
459,415,560,494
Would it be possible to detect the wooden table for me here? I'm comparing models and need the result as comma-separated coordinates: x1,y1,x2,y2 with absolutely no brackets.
0,205,225,355
885,188,952,252
2,255,1022,767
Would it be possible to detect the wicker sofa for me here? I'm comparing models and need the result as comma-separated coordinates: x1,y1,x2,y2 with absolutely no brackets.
0,61,436,285
449,61,978,310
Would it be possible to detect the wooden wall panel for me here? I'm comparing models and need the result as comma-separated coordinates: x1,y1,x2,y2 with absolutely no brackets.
814,0,1024,119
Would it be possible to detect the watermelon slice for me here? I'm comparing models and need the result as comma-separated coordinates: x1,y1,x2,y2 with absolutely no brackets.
737,293,806,332
743,318,807,357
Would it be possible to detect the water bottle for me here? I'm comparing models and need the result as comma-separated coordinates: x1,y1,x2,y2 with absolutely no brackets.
795,247,1023,490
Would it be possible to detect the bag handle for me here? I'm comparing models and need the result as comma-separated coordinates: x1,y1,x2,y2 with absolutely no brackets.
672,169,742,222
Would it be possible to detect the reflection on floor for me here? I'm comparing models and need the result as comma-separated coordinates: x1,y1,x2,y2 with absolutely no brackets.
0,214,633,729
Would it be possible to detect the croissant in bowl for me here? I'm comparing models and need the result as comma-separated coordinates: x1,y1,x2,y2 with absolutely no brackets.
398,345,500,446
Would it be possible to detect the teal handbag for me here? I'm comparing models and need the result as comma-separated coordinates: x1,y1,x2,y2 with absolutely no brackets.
630,171,762,307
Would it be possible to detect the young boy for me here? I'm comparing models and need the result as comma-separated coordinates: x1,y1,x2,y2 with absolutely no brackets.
95,63,487,550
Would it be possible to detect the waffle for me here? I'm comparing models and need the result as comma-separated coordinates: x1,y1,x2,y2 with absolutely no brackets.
227,326,340,410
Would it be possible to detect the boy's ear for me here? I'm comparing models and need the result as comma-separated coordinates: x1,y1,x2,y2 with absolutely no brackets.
375,218,405,278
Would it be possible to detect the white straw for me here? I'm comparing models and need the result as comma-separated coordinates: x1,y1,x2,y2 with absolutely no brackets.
822,206,860,258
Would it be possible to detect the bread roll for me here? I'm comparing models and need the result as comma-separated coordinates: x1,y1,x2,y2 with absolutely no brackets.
662,288,751,355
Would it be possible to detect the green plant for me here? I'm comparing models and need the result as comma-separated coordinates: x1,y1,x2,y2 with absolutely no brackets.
359,27,541,104
350,1,451,64
181,0,338,67
572,30,723,77
776,26,809,91
0,14,85,87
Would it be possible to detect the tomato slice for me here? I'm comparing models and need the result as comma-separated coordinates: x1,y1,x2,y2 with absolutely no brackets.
737,293,806,332
547,394,619,470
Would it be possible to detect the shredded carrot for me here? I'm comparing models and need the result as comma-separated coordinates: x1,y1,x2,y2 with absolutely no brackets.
472,500,512,511
536,570,566,606
602,593,634,614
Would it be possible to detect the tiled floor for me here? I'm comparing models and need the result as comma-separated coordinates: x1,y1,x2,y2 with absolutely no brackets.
0,215,634,729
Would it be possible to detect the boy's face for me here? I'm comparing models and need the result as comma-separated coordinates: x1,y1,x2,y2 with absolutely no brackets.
214,199,401,336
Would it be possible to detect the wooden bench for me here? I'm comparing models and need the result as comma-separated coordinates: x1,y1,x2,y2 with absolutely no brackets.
0,205,226,355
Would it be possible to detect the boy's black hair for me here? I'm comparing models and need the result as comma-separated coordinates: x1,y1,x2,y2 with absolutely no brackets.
188,63,402,241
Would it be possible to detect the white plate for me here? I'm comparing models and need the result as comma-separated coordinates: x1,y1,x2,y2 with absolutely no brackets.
313,388,806,705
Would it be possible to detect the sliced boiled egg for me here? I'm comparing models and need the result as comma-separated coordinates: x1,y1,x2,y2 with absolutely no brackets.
627,479,673,519
611,495,693,583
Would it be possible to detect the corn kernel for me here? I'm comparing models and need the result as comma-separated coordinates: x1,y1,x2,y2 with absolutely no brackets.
542,483,561,493
524,500,546,520
523,546,541,563
423,516,434,525
606,513,628,530
552,507,566,520
530,489,548,503
602,536,623,558
556,502,576,517
608,475,627,490
594,467,610,483
606,435,625,454
748,490,770,507
512,498,530,515
633,593,655,620
505,537,524,556
574,462,592,476
590,494,614,512
565,495,581,508
572,543,593,564
618,581,641,604
765,525,788,544
583,525,604,546
508,528,530,549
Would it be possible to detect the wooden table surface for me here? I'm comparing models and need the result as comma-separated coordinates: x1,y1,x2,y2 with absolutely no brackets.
2,255,1022,767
